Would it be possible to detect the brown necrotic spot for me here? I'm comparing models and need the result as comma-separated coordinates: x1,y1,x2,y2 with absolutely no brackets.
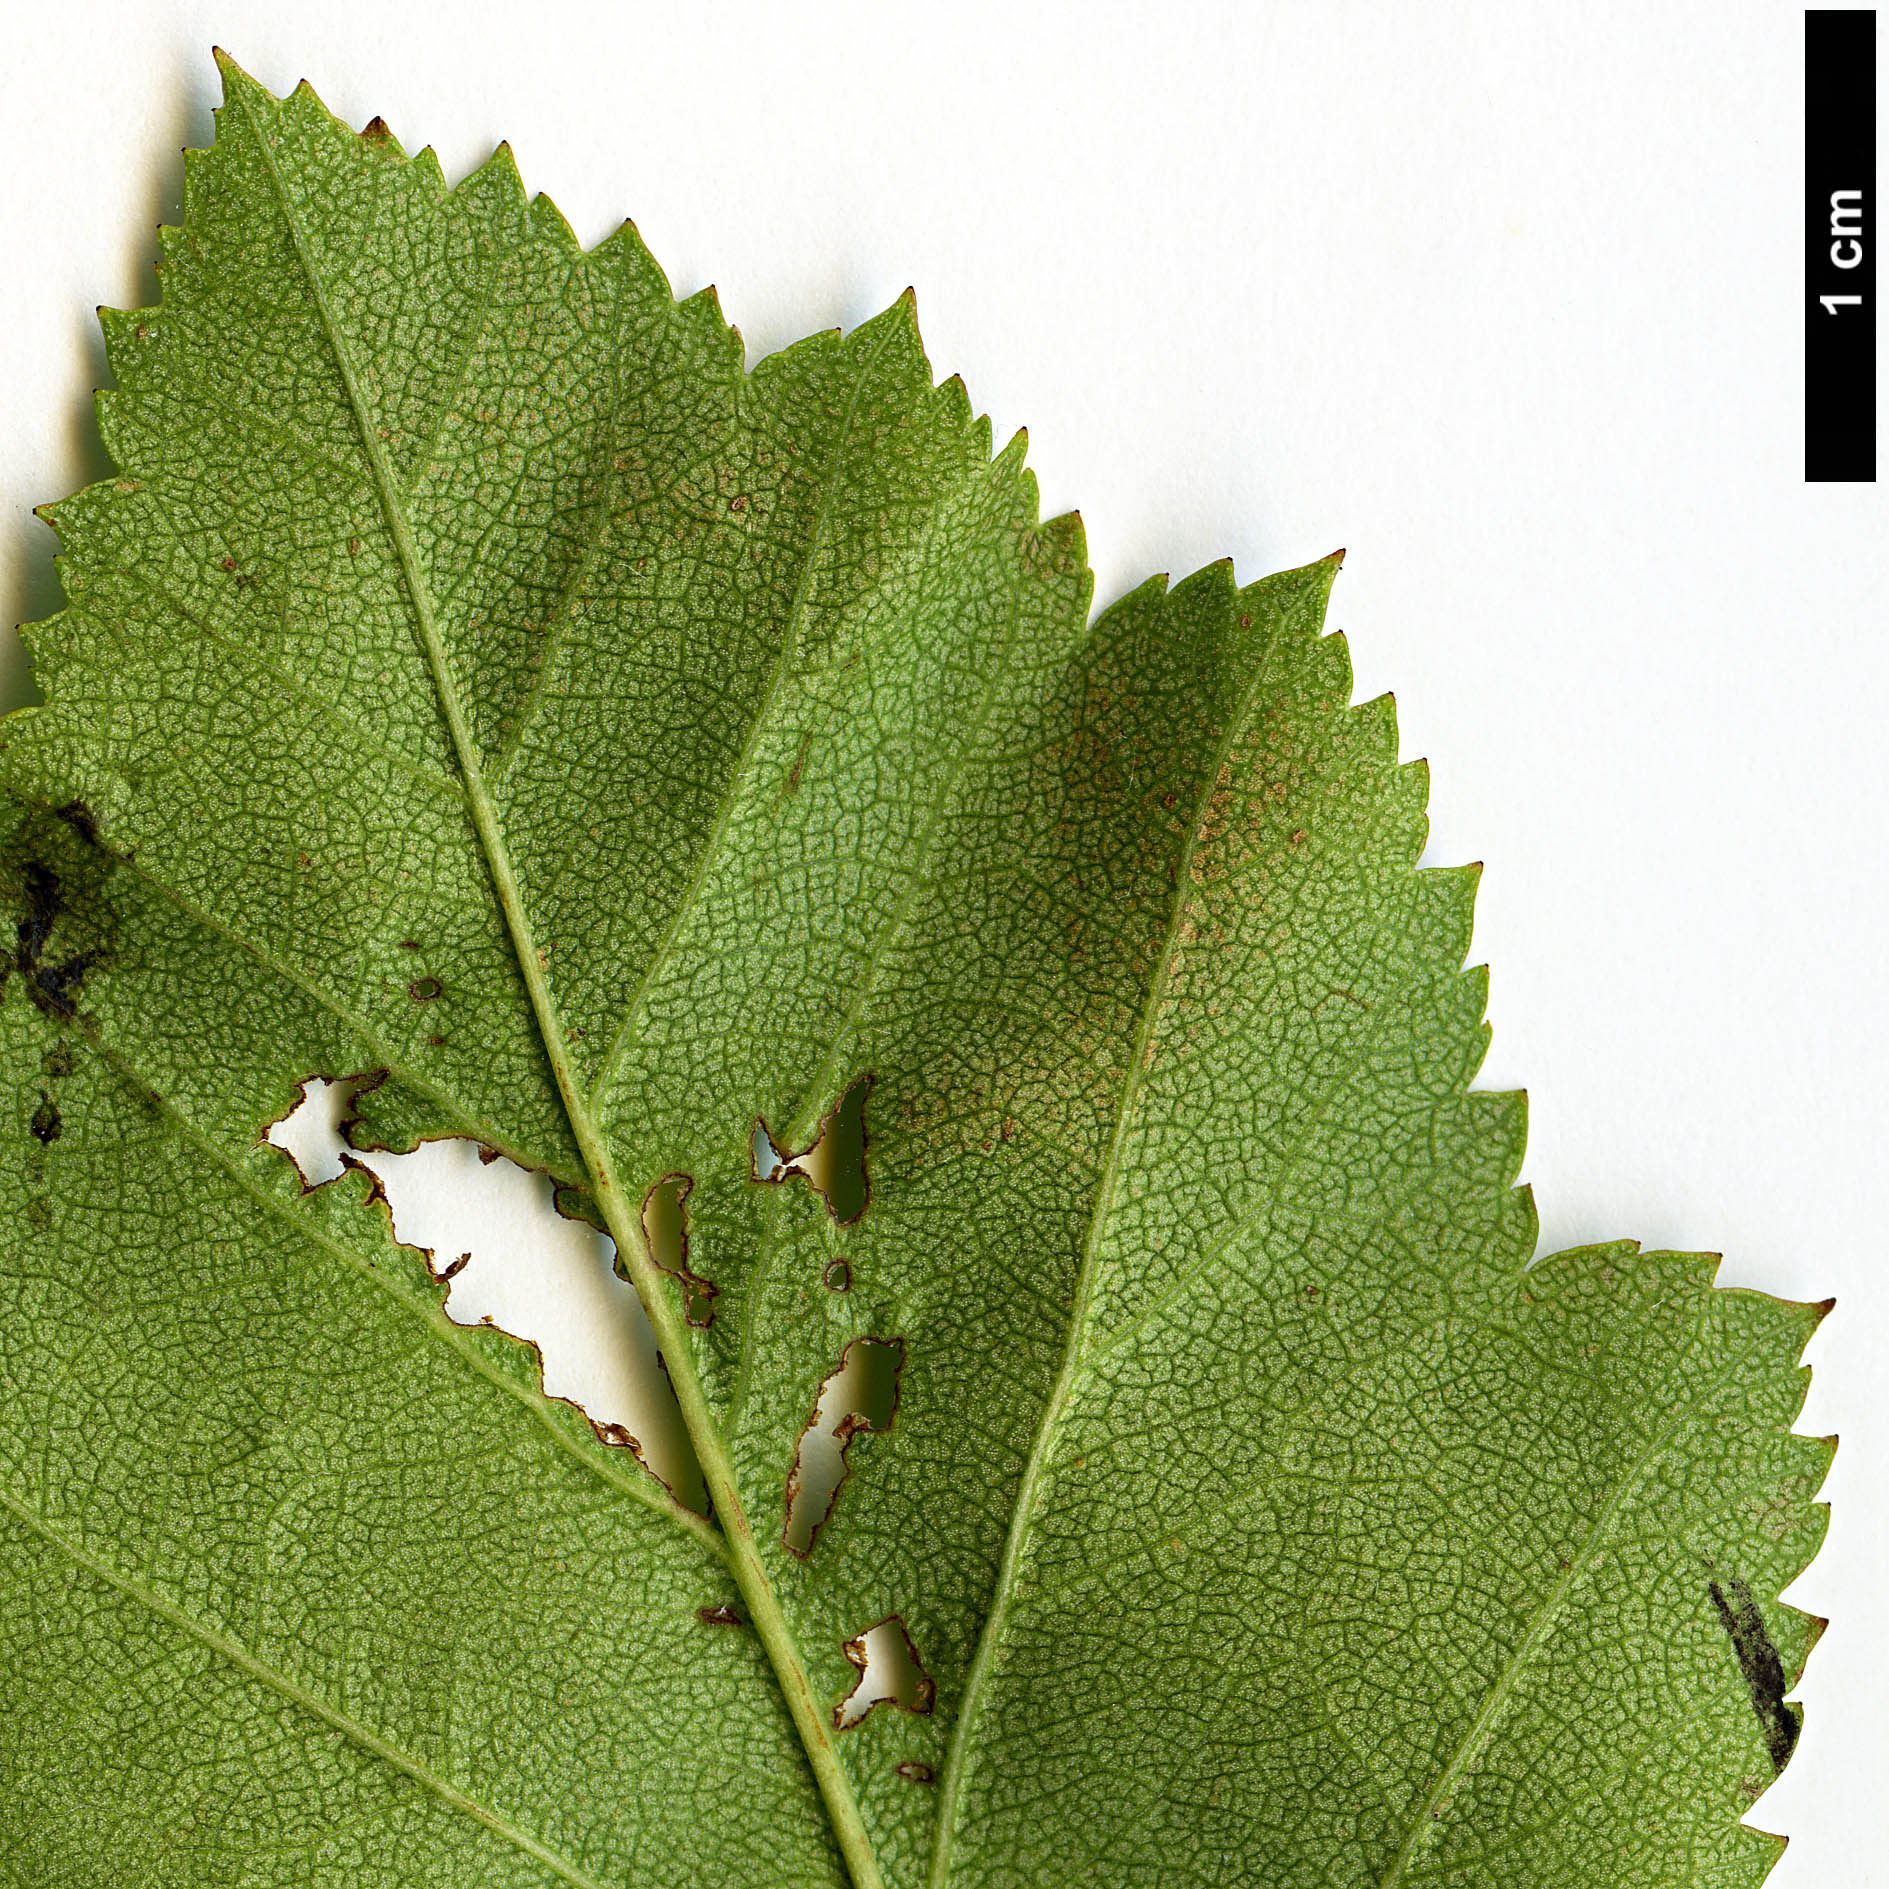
636,1173,718,1327
29,1098,61,1146
408,976,443,1002
1709,1577,1801,1772
783,1336,903,1558
833,1616,933,1730
751,1073,872,1224
894,1761,935,1785
697,1603,744,1628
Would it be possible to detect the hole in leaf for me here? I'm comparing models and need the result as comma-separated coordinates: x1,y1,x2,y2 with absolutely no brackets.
637,1172,718,1327
266,1074,355,1187
783,1335,903,1558
263,1079,704,1506
833,1615,933,1730
894,1761,936,1785
751,1072,872,1224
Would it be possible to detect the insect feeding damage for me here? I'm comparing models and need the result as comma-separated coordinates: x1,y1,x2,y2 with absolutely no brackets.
260,1080,706,1505
784,1336,903,1558
636,1173,718,1327
751,1073,872,1224
834,1615,933,1730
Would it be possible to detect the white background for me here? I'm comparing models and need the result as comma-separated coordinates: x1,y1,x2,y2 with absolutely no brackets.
1,2,1882,1880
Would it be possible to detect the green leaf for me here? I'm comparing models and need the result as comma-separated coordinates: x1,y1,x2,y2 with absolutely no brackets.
0,54,1830,1888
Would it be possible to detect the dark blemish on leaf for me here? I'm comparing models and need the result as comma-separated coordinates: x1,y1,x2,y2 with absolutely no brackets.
42,1042,76,1079
17,864,59,965
1709,1578,1800,1772
398,939,420,950
751,1073,872,1224
31,955,93,1017
53,801,102,849
25,1197,52,1231
833,1615,934,1730
427,1034,446,1047
437,1252,471,1282
698,1603,744,1628
220,557,236,571
408,976,443,1002
29,1098,61,1146
477,1145,500,1166
894,1761,935,1785
823,1258,853,1293
783,731,811,796
784,1336,903,1558
636,1173,718,1327
14,864,97,1020
362,115,392,139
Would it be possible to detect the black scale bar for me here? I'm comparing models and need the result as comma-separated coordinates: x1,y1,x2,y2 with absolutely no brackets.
1807,9,1876,481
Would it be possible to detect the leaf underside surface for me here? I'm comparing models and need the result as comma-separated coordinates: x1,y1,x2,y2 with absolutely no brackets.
0,55,1829,1889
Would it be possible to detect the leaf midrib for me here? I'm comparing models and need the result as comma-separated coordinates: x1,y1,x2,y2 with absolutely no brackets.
27,810,579,1186
230,73,883,1889
83,1022,713,1547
